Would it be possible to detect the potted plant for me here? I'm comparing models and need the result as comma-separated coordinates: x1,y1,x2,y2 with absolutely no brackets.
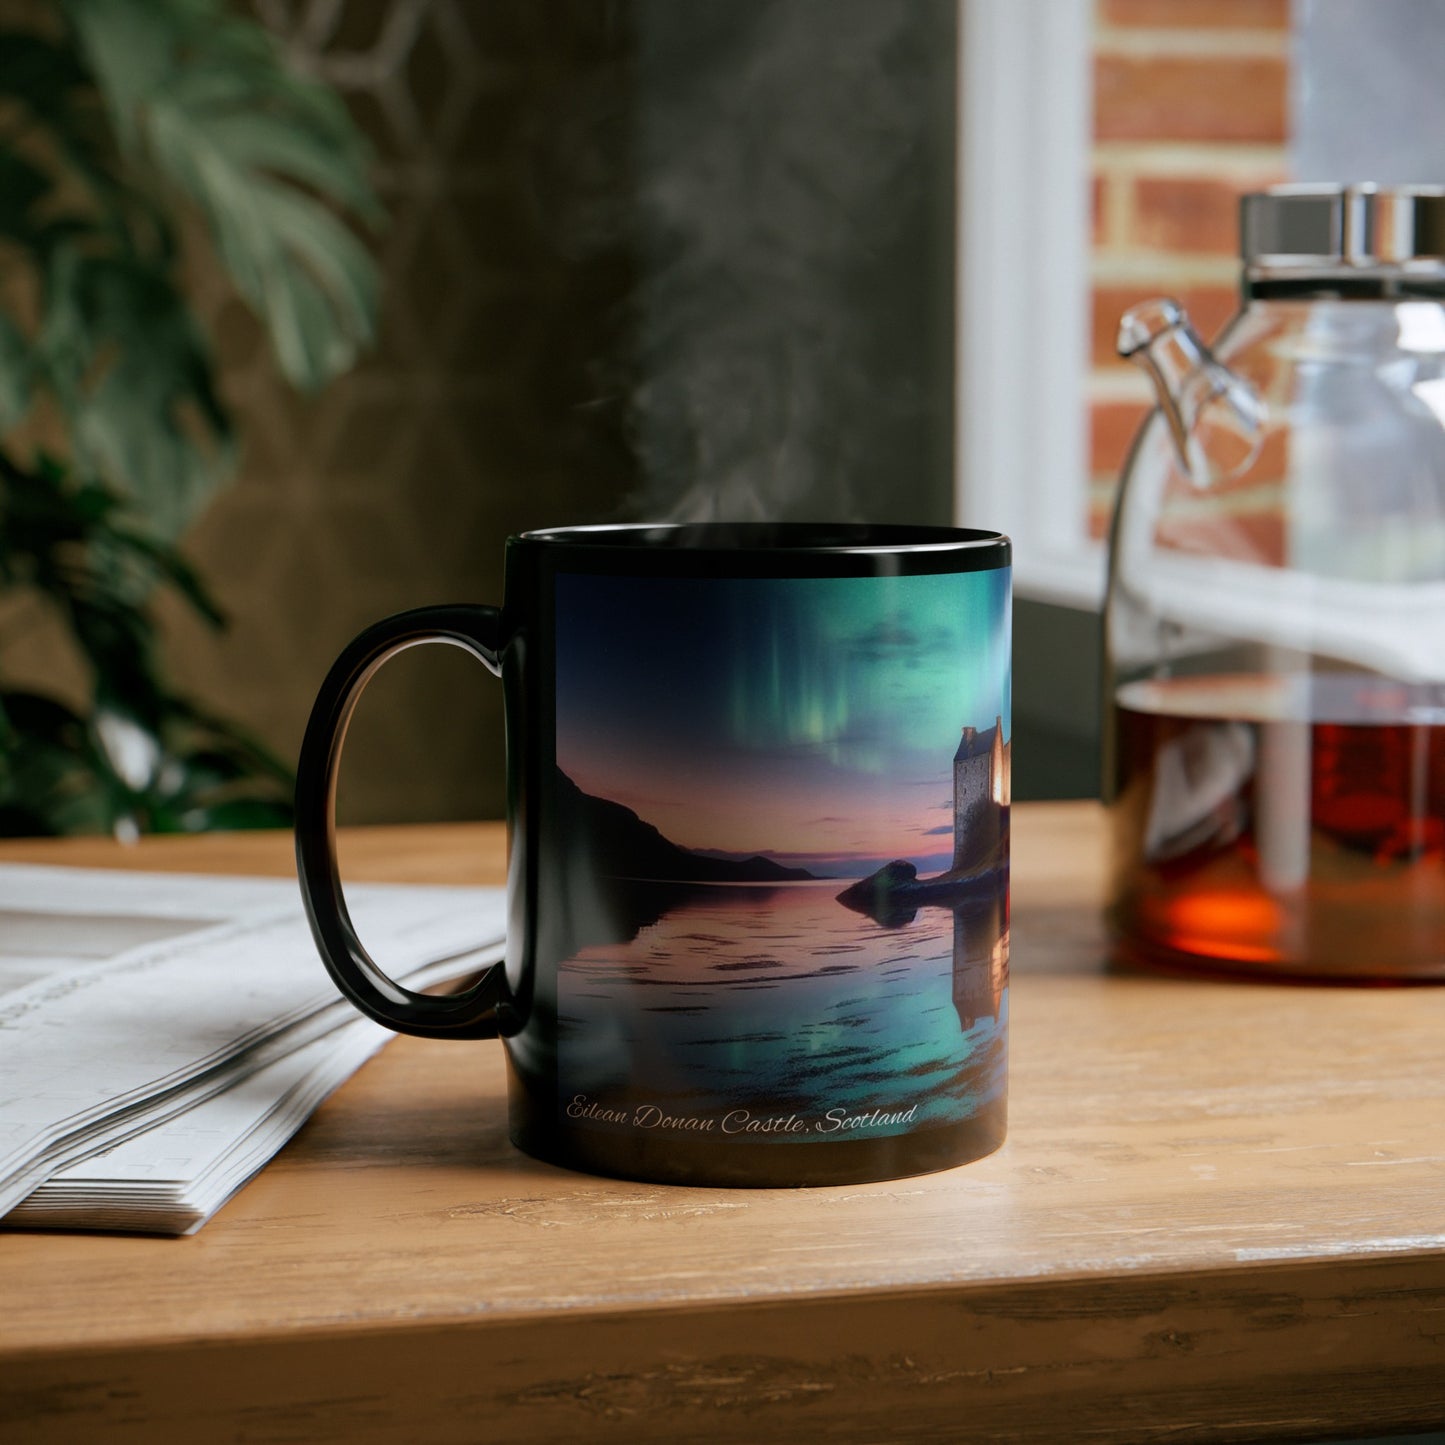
0,0,379,835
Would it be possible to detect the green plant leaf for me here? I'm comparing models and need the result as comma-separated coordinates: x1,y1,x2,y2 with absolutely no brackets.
0,314,30,429
173,797,292,832
0,33,103,187
0,151,51,245
166,698,296,786
0,0,358,837
58,0,173,154
0,34,92,126
142,116,380,390
35,247,234,535
0,454,223,731
0,30,151,249
66,0,382,392
107,524,226,627
0,689,115,836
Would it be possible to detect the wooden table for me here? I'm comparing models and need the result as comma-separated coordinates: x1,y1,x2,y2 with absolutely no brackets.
1,804,1443,1444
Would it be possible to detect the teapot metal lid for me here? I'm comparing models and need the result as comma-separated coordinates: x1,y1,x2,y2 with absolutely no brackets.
1241,185,1445,289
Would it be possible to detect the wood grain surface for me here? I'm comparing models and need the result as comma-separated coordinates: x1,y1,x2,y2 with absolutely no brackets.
2,805,1443,1443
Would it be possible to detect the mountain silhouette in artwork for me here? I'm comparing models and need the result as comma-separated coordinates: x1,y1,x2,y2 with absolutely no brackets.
555,769,818,883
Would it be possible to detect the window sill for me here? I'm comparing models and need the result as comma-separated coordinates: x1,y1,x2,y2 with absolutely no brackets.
1013,542,1107,612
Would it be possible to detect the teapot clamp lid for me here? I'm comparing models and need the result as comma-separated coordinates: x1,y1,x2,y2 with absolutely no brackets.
1242,184,1445,297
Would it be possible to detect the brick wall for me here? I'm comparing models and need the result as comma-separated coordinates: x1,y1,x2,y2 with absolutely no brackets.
1088,0,1291,538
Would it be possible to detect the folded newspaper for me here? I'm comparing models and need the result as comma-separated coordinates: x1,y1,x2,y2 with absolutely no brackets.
0,864,505,1235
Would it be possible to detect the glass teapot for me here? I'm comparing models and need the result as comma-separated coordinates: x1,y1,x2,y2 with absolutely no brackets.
1105,184,1445,981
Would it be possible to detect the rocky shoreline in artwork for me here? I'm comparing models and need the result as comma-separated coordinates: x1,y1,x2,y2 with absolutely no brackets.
835,825,1009,929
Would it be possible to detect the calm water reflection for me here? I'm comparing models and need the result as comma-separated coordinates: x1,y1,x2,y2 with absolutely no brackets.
559,880,1007,1135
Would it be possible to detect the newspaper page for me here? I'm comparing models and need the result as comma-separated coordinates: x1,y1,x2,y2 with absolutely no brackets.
0,865,506,1232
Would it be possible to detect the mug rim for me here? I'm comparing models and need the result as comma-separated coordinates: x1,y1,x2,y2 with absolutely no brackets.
515,522,1010,557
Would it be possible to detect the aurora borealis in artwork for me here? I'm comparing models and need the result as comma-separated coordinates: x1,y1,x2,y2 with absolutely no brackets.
555,569,1010,877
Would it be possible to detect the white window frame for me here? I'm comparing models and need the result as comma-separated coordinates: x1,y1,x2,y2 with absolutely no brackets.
955,0,1104,610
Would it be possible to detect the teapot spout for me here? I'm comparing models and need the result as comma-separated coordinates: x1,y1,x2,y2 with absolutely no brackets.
1117,297,1265,485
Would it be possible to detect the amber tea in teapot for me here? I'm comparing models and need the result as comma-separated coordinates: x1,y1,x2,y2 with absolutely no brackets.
1112,673,1445,978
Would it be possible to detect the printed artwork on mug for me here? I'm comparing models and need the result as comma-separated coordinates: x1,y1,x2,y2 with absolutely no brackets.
552,568,1011,1143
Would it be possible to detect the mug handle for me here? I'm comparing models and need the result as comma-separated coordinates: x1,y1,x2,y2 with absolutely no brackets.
295,605,509,1039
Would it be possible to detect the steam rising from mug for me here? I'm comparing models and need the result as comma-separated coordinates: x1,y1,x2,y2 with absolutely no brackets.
539,2,951,524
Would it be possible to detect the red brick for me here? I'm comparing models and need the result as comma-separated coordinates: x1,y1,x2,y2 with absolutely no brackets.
1094,55,1288,143
1091,284,1240,369
1101,0,1289,28
1133,176,1261,255
1090,399,1152,476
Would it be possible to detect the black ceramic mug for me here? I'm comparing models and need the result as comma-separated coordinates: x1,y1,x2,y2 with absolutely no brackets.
296,523,1012,1186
